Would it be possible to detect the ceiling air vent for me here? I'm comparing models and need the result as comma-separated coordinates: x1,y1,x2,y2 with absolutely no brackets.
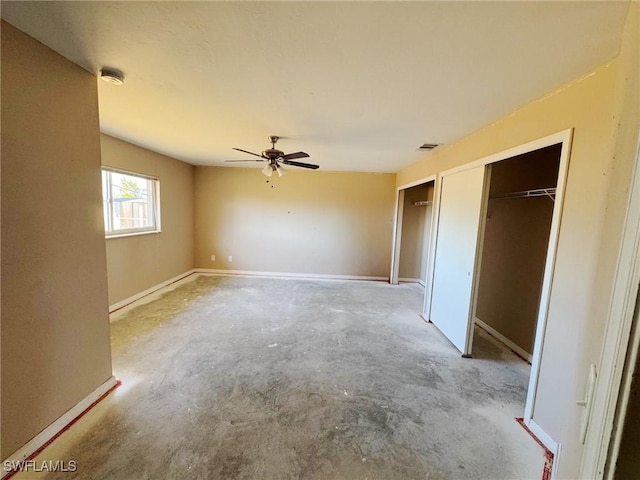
418,143,439,150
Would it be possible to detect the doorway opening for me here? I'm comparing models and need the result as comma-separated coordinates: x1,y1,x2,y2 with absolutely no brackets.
608,284,640,478
473,143,561,363
390,179,436,290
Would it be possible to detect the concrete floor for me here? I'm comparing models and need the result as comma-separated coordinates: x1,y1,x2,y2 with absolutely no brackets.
18,275,545,479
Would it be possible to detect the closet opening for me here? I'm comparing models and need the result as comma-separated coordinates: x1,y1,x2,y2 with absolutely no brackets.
395,181,435,285
472,143,562,364
390,178,437,314
426,130,571,432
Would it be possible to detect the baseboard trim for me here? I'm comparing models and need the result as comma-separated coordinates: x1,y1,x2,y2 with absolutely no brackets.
109,269,197,314
398,277,425,287
516,417,557,480
1,376,119,479
475,317,533,363
524,417,559,455
525,417,561,480
195,268,388,282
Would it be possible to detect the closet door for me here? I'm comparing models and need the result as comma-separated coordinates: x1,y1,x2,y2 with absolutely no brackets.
430,165,488,355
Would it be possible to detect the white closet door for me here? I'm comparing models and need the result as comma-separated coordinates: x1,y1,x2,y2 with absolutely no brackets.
430,165,487,354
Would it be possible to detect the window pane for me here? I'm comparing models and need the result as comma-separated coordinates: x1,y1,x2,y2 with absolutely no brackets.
101,168,159,236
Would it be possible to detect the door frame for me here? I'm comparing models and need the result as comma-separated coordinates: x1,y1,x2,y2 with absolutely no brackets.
390,175,436,285
424,129,573,439
580,132,640,479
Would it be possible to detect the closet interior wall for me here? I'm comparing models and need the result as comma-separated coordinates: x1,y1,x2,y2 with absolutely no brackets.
398,183,434,283
475,144,562,356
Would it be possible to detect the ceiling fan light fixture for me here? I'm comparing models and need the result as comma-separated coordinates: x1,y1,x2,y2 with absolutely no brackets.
276,164,286,177
261,164,274,177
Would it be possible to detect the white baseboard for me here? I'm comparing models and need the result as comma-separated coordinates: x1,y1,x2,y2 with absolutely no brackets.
108,269,197,315
526,417,560,455
196,268,388,282
475,317,533,363
1,376,118,479
398,277,425,287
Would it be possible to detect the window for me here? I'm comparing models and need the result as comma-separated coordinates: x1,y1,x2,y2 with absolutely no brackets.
102,167,160,237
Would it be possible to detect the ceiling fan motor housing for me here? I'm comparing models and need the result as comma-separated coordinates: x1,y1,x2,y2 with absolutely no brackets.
263,148,284,160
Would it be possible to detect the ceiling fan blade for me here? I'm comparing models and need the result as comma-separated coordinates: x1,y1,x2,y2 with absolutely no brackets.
281,160,319,169
224,159,265,162
233,147,265,159
281,151,310,160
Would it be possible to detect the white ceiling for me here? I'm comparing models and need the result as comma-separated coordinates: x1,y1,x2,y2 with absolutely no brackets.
2,1,629,173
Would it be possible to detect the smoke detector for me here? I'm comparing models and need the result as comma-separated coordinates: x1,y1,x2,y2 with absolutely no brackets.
100,68,124,85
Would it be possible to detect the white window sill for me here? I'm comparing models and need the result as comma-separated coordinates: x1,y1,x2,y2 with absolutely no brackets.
105,230,161,240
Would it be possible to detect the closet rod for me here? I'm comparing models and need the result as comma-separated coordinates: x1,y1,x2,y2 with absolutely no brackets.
490,187,556,201
413,200,433,206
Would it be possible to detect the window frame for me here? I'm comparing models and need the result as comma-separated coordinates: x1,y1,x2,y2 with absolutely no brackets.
102,166,161,238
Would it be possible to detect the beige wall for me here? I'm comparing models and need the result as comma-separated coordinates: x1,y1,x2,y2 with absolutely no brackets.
476,146,560,354
398,183,433,281
1,22,112,459
194,167,395,277
396,4,639,475
101,135,195,306
597,5,640,476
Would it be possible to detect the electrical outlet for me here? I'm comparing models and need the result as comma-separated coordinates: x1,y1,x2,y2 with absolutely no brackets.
228,255,233,262
210,255,215,261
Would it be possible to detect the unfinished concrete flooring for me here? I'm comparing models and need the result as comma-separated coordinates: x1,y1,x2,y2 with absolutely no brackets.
18,275,545,479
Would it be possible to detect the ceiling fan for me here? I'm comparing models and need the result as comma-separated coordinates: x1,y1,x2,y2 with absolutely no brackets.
225,136,319,177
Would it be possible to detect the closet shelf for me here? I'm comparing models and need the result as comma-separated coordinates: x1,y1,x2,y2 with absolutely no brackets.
490,188,556,201
413,200,433,206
